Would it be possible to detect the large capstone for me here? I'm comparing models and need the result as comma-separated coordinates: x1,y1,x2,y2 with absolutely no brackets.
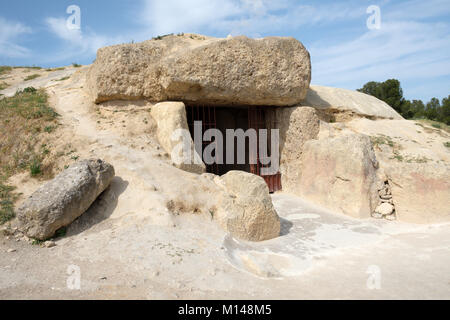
17,159,115,240
87,34,311,106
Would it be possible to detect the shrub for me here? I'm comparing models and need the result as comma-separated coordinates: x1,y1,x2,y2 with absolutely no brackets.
44,125,55,133
432,123,441,129
23,87,37,93
30,158,42,176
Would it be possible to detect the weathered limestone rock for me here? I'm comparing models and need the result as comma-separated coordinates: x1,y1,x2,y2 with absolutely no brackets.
17,159,115,240
386,163,450,223
298,134,380,219
375,203,394,216
303,85,403,120
214,171,281,241
340,118,450,223
151,101,205,174
87,34,311,106
276,106,320,194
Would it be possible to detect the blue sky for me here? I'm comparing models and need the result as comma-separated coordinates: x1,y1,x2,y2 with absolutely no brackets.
1,0,449,102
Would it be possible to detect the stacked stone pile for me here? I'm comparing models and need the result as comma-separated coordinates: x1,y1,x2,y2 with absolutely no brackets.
373,181,396,221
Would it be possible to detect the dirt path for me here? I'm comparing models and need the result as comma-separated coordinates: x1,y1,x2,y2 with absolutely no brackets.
1,69,449,299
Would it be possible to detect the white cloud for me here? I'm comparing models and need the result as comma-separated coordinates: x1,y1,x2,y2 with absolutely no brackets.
0,17,32,58
310,0,450,101
138,0,366,37
44,17,124,63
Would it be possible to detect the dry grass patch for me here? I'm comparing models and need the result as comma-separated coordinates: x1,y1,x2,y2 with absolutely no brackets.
0,87,59,224
0,66,12,76
415,120,450,136
46,67,65,72
24,74,41,81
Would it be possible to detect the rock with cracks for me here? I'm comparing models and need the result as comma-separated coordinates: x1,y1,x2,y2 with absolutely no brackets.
298,134,380,219
214,171,281,241
17,159,115,240
87,34,311,106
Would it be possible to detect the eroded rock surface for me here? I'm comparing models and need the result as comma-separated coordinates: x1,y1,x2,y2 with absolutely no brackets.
277,106,320,194
298,134,380,219
213,171,281,241
341,118,450,223
151,101,205,174
303,85,403,120
87,34,311,106
17,159,115,240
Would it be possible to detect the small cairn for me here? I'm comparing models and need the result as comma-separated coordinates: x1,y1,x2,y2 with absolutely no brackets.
372,180,396,220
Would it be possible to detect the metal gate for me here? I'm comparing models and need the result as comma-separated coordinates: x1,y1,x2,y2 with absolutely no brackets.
187,105,219,174
248,107,282,193
187,105,282,193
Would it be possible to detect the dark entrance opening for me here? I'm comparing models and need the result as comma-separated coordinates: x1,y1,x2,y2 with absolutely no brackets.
186,105,282,193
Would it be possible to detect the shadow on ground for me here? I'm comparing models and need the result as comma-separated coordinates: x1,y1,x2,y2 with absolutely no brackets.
66,176,129,236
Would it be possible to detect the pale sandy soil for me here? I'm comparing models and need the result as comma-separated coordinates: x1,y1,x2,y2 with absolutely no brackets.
1,68,449,300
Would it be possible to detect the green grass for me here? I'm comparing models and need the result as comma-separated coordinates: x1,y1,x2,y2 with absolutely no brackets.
24,74,41,81
31,239,44,245
29,158,42,176
55,76,70,81
444,142,450,148
0,82,8,90
370,135,395,148
44,125,55,133
72,63,81,68
392,151,404,162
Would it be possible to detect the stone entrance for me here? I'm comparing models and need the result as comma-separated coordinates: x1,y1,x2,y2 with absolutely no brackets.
186,105,282,193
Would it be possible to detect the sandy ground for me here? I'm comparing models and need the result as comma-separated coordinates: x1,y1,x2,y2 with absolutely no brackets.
1,67,449,300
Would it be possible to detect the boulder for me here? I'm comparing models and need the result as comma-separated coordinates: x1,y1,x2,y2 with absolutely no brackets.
214,171,281,241
303,85,403,120
298,134,380,219
87,34,311,106
17,159,115,240
151,101,205,174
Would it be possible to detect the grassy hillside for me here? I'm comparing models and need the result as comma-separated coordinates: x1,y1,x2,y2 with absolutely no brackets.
0,87,59,224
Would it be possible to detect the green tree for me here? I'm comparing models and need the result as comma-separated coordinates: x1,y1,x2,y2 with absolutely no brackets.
358,79,406,116
425,98,440,120
441,95,450,125
409,99,425,118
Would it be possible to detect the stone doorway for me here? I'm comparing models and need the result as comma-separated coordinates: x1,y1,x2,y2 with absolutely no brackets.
186,105,282,193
